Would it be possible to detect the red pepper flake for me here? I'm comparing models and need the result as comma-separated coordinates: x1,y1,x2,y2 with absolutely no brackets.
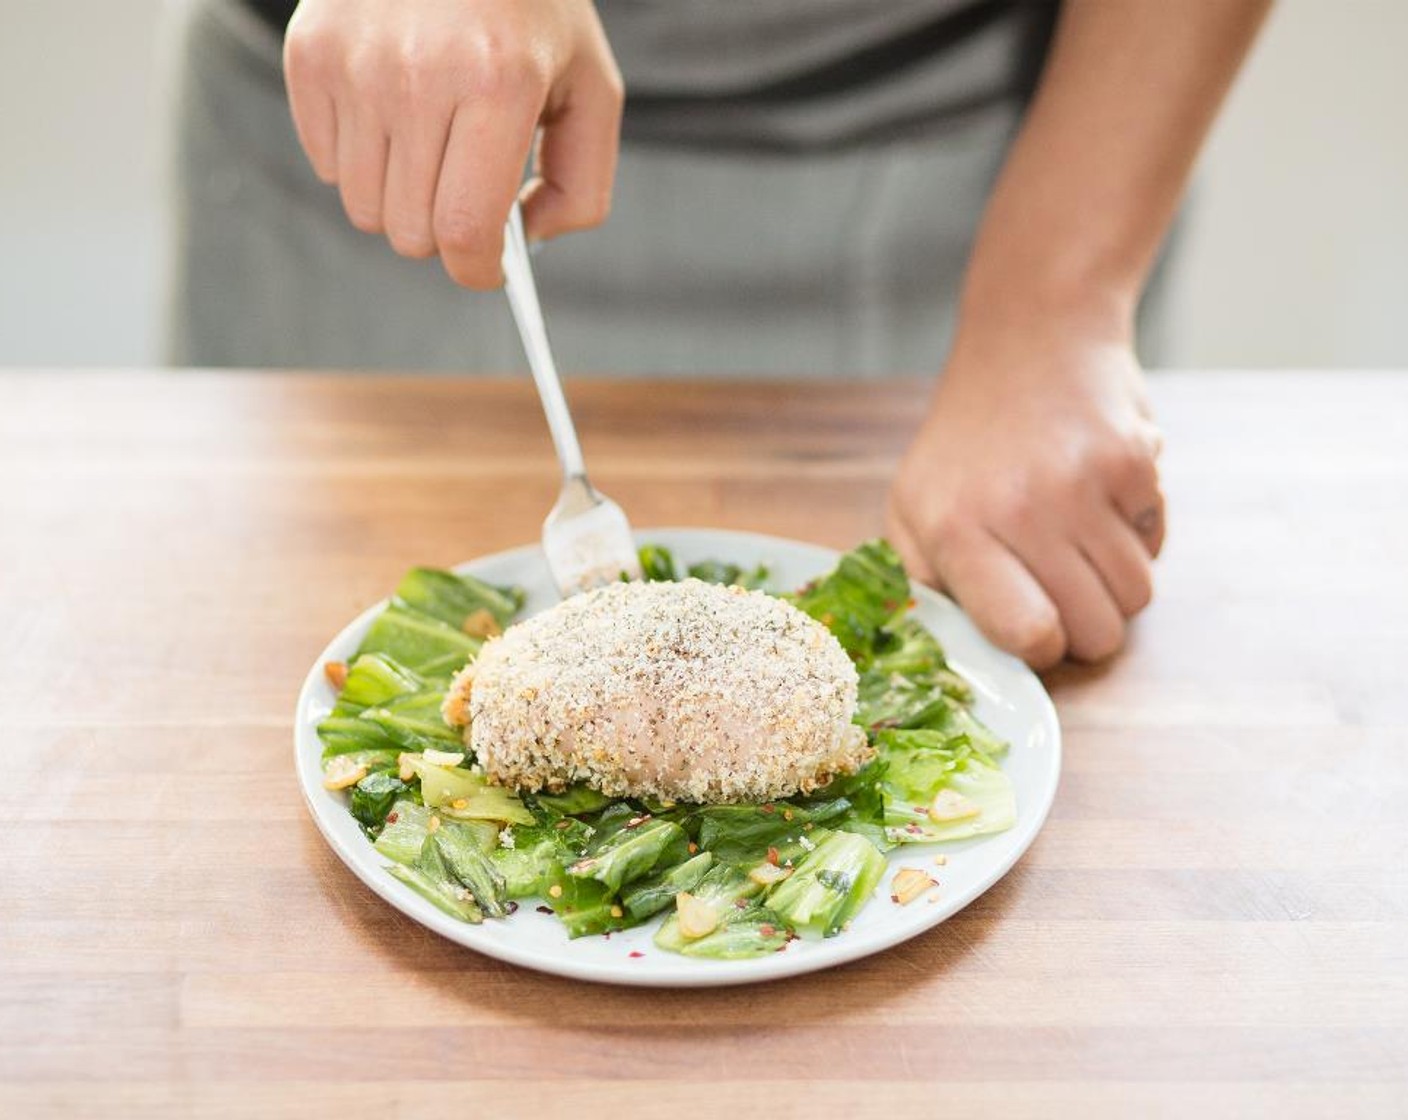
687,842,699,855
882,599,898,612
760,804,775,815
535,905,554,915
385,812,399,825
628,951,645,959
907,597,917,609
759,923,776,937
766,847,780,866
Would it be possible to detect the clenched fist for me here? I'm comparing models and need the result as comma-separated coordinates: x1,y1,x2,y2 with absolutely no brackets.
284,0,623,287
887,318,1165,669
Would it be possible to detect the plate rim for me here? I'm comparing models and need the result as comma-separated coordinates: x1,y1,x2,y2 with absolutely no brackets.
294,527,1061,988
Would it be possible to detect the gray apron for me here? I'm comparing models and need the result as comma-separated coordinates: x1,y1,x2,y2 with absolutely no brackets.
166,0,1170,375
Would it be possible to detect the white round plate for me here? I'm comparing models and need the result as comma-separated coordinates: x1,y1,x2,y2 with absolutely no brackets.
295,528,1060,988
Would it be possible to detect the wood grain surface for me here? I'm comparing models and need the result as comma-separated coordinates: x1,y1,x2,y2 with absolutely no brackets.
2,370,1406,1118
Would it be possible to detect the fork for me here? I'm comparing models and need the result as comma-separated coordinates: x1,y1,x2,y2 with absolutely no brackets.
500,202,641,597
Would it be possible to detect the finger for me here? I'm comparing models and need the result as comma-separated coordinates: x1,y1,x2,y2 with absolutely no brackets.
1106,424,1166,559
932,527,1067,670
1002,528,1126,663
1113,486,1167,559
519,68,624,243
1080,511,1155,619
434,101,539,290
383,108,453,259
885,495,939,588
286,82,339,184
335,104,389,235
283,25,339,183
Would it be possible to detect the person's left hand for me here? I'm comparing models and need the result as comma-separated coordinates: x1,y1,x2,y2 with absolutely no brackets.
886,315,1165,669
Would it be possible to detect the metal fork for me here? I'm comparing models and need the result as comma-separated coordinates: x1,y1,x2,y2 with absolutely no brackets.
500,203,641,597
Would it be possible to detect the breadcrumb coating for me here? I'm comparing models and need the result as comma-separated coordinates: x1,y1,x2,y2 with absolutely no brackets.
443,578,870,803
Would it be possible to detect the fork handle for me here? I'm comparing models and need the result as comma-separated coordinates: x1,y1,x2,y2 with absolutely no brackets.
501,202,587,481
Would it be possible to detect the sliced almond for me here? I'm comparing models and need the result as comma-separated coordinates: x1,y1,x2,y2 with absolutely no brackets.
323,661,348,690
675,891,719,940
322,756,366,791
748,862,794,887
928,788,981,823
422,748,466,768
462,608,503,639
397,752,421,782
891,866,937,906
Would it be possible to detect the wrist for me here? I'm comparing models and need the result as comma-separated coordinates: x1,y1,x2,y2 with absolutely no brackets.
956,244,1139,351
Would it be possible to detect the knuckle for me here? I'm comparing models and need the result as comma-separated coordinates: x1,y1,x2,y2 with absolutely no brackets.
561,188,612,231
1126,565,1155,615
343,201,383,235
459,37,545,102
389,43,441,106
998,610,1065,669
440,247,502,290
386,223,437,259
1093,434,1157,490
1069,618,1126,664
989,484,1036,534
284,22,337,79
916,503,965,550
434,211,493,255
601,67,626,111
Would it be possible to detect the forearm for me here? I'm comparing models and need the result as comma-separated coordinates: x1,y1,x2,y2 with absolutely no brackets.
961,0,1272,336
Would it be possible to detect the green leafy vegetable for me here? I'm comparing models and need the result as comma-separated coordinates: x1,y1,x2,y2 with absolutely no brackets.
360,690,461,751
489,808,596,899
621,851,714,921
543,864,633,938
372,800,435,865
315,712,399,763
876,729,1016,843
568,818,688,893
412,759,534,825
693,800,851,864
675,902,790,959
385,835,484,923
332,653,425,717
654,865,765,953
764,828,886,939
394,567,524,630
790,539,909,663
355,603,481,677
535,785,614,816
685,559,771,590
433,824,511,917
349,771,412,834
638,544,678,582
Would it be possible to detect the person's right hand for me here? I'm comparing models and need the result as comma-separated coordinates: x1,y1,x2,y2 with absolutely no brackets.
284,0,624,288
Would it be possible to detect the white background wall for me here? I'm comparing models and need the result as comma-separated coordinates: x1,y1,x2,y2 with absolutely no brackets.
1,0,1404,368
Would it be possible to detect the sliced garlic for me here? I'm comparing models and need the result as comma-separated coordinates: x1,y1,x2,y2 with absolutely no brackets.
928,788,980,823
